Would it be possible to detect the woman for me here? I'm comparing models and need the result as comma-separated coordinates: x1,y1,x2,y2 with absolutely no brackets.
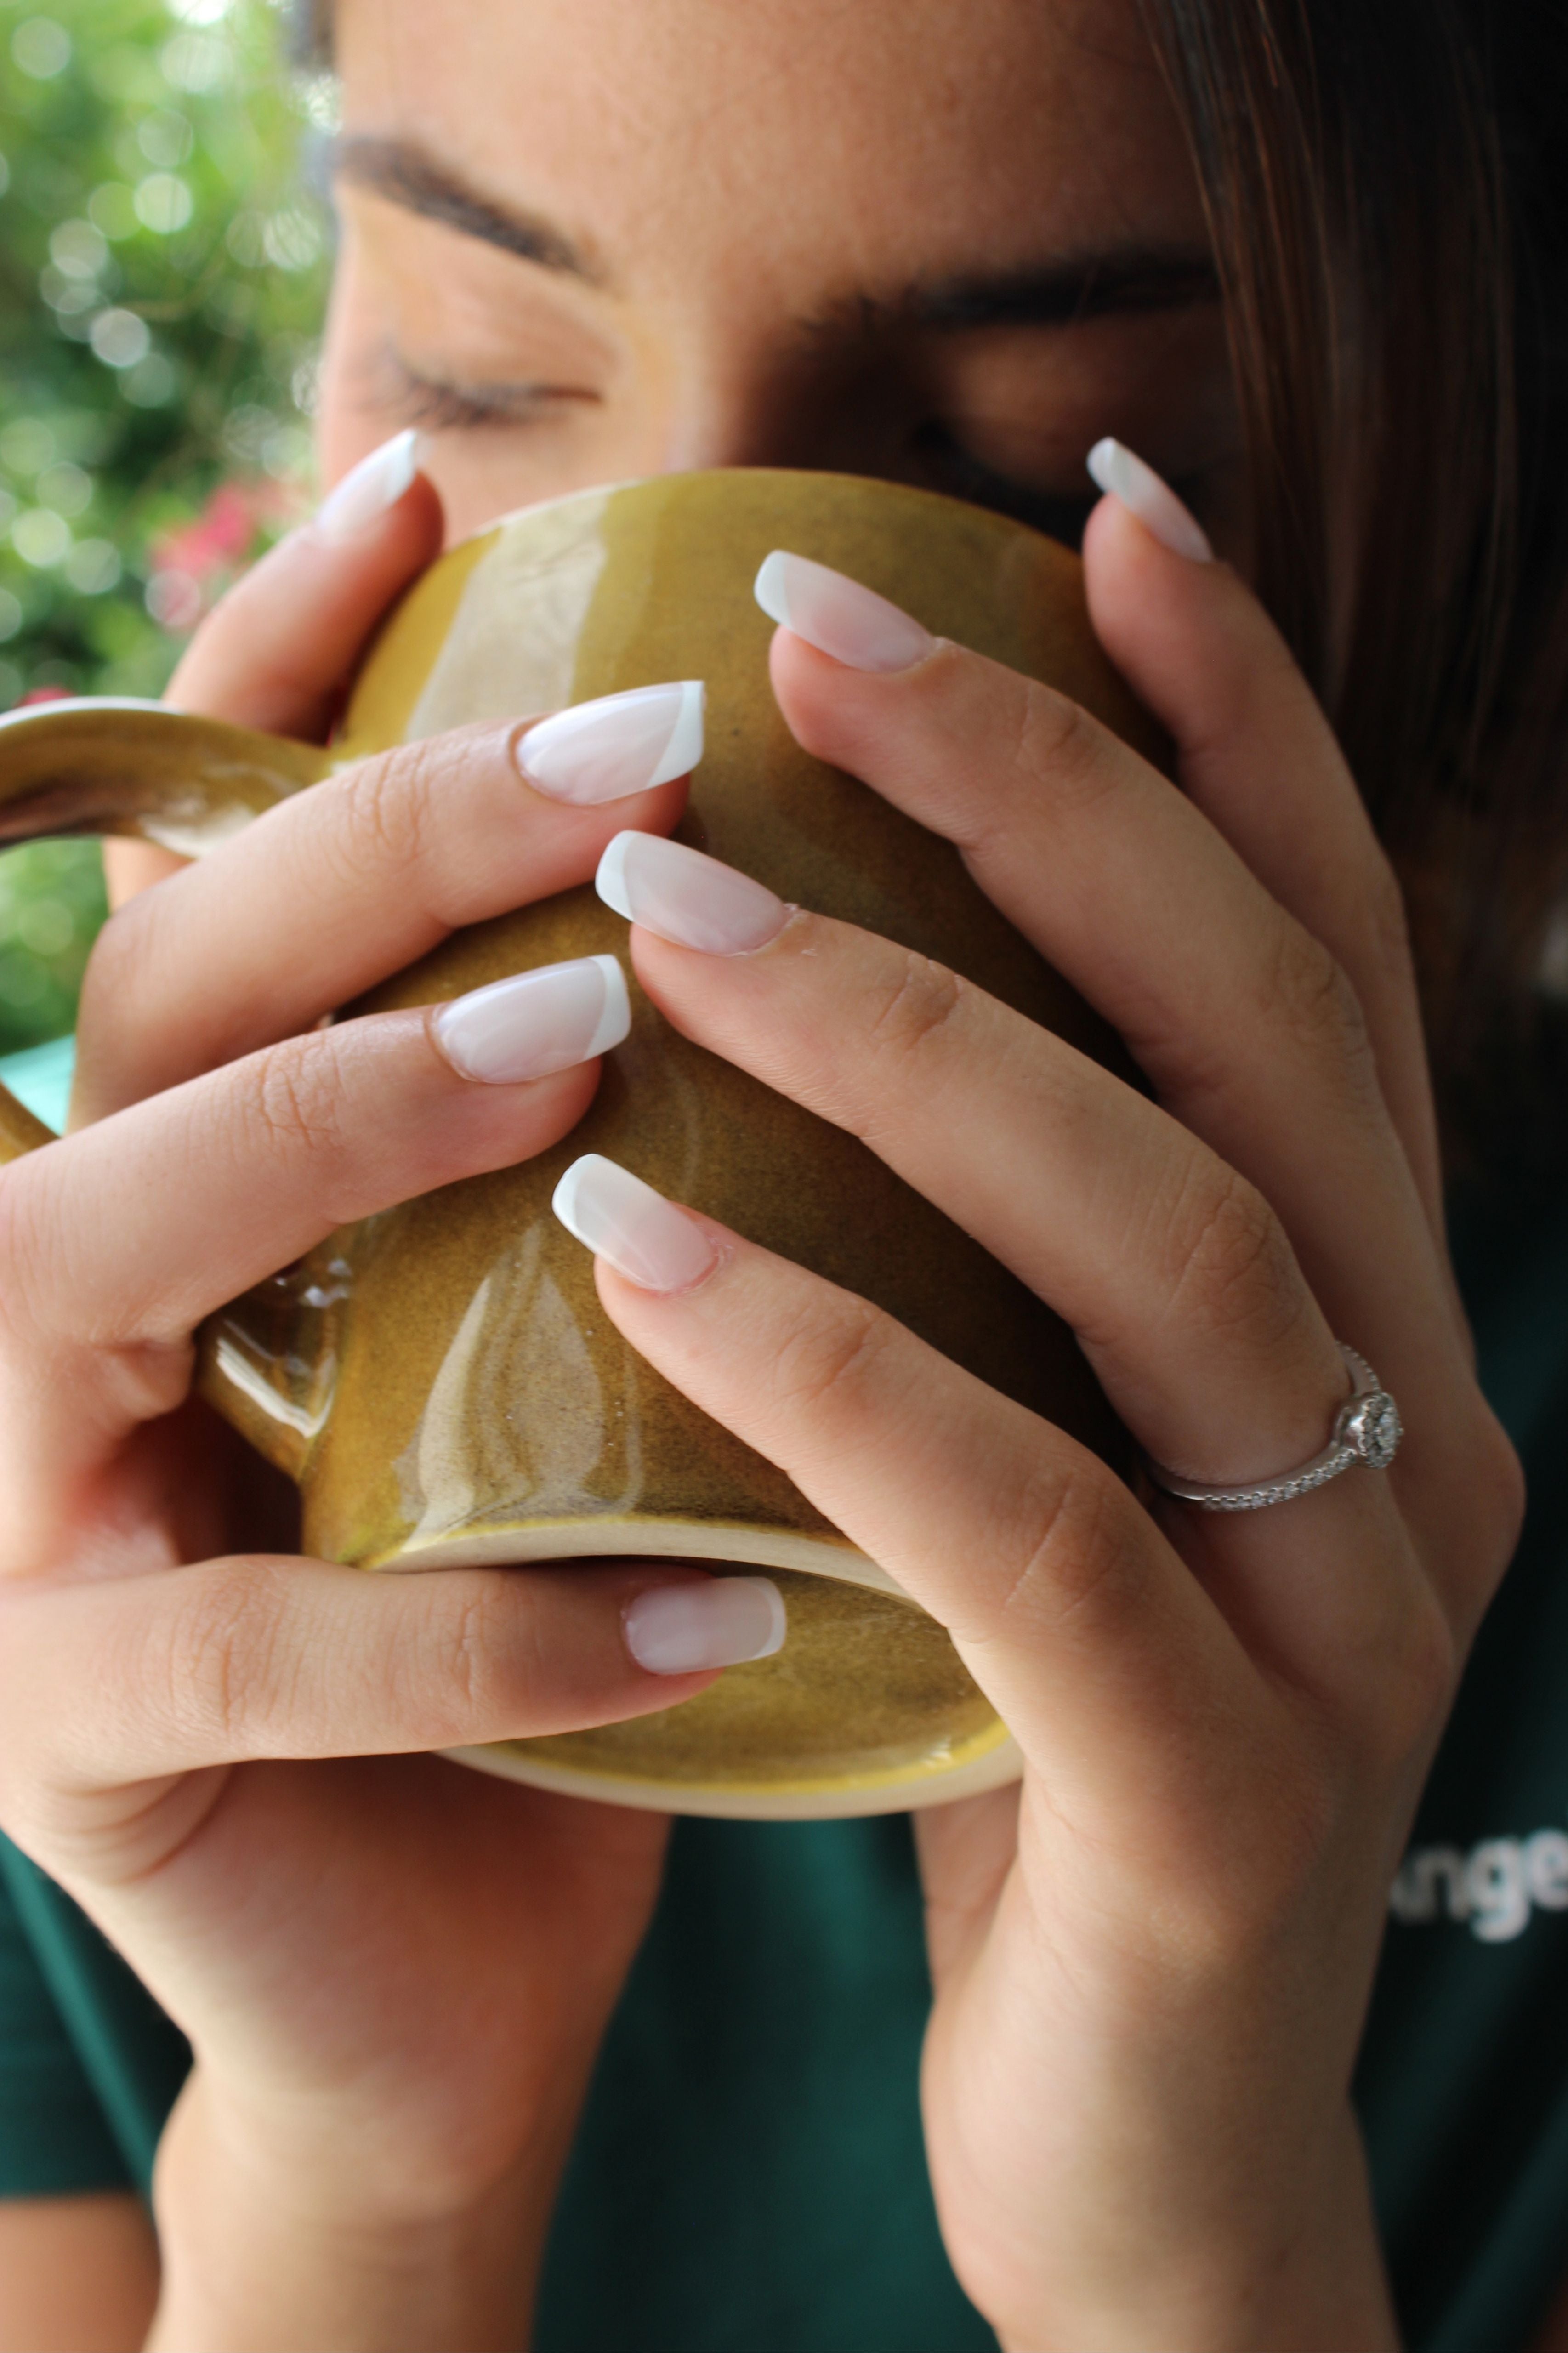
0,0,1565,2345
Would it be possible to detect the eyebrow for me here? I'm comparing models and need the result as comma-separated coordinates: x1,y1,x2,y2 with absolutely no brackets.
896,250,1219,332
333,135,1217,333
332,136,604,283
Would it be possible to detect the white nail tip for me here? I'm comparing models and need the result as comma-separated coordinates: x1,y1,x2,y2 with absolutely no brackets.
749,548,932,672
595,833,636,922
743,1576,788,1660
647,679,705,787
1085,436,1121,498
551,1152,716,1291
584,954,631,1058
551,1155,592,1238
753,549,792,630
592,831,787,955
313,429,420,544
434,955,629,1083
517,682,705,805
1085,438,1213,563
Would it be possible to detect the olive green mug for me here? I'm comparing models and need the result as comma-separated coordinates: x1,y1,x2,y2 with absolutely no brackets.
0,469,1159,1819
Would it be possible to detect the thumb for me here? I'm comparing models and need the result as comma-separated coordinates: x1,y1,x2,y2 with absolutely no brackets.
0,1554,779,1878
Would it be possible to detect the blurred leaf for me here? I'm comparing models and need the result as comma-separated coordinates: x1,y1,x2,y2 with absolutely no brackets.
0,0,328,1053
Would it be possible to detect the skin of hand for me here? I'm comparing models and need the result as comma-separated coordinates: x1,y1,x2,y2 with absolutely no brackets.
0,2,1518,2345
571,497,1523,2349
0,478,728,2353
0,2195,159,2353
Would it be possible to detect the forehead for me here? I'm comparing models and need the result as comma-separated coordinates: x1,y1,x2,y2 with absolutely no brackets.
334,0,1203,295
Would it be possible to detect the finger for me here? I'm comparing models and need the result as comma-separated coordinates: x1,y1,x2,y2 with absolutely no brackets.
552,1176,1429,1785
169,432,443,742
0,991,608,1534
1080,492,1444,1233
0,1554,743,1872
75,689,697,1118
104,432,443,905
621,893,1496,1639
761,597,1464,1406
624,887,1356,1487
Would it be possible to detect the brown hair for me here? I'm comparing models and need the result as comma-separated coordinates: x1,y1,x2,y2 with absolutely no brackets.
299,0,1568,1169
1142,0,1568,1171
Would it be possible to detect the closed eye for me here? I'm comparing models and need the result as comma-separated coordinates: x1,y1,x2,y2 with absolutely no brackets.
381,347,602,432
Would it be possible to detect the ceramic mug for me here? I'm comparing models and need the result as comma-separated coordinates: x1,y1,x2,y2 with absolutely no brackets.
0,469,1162,1819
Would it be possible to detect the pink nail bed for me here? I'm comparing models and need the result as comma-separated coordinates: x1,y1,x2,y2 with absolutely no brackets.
753,550,934,673
624,1577,787,1675
552,1153,718,1292
432,955,630,1083
596,831,788,955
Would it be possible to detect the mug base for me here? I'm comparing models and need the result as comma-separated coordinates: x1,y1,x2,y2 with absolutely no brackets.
439,1722,1023,1819
372,1525,1017,1819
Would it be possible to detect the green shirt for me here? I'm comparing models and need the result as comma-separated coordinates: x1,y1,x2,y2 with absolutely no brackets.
2,1036,1566,2352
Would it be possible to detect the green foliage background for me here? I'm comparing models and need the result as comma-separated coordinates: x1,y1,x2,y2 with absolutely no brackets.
0,0,329,1051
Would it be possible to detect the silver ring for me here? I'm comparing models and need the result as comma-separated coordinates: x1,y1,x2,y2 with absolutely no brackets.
1145,1344,1403,1512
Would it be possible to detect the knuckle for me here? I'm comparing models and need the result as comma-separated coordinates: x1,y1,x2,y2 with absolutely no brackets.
330,739,440,882
864,949,966,1064
1360,851,1417,988
1442,1402,1527,1626
1259,921,1374,1081
388,1574,546,1745
1373,1587,1459,1762
1474,1408,1528,1570
421,1579,517,1726
983,1456,1146,1647
1012,680,1110,812
770,1294,896,1423
1160,1159,1305,1350
249,1028,353,1166
151,1561,288,1753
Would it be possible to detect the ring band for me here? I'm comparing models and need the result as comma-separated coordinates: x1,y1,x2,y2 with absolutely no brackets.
1145,1344,1403,1512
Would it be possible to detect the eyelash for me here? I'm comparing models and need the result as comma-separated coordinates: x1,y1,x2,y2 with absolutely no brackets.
381,354,1174,559
384,353,596,432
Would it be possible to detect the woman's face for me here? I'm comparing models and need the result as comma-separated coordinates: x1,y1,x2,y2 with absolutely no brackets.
322,0,1240,557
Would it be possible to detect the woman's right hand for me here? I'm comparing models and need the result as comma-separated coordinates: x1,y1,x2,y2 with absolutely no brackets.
0,457,713,2350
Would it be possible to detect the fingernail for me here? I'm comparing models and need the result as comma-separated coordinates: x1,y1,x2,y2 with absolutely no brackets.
432,955,630,1083
312,429,422,545
625,1577,787,1675
754,550,934,673
1085,438,1213,562
552,1152,717,1291
517,682,705,806
596,831,787,955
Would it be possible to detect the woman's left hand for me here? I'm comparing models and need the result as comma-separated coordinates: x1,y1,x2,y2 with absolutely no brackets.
562,489,1523,2349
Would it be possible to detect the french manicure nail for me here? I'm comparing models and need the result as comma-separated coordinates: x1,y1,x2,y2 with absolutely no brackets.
754,550,934,673
312,429,422,545
517,682,705,806
432,955,630,1083
552,1152,717,1291
596,831,787,955
625,1577,787,1675
1085,438,1213,563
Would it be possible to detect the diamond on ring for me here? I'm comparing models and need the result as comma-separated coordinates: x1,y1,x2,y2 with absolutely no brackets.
1144,1343,1403,1512
1341,1384,1403,1471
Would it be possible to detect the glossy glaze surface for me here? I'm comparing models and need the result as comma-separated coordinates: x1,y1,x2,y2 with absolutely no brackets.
0,471,1161,1816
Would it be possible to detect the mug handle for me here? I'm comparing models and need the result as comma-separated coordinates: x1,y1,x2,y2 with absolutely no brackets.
0,695,333,1159
0,694,340,1484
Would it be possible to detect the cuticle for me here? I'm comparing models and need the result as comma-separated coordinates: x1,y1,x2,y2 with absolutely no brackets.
732,903,803,959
